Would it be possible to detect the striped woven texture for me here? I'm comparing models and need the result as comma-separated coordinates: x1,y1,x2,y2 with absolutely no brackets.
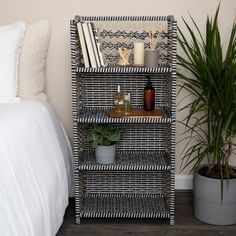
82,123,171,152
77,151,171,171
81,194,169,218
80,74,172,110
80,171,170,195
77,65,172,73
76,108,172,124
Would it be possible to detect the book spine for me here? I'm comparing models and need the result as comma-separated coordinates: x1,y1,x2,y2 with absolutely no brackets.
82,22,97,68
77,22,90,68
88,22,101,67
91,23,106,67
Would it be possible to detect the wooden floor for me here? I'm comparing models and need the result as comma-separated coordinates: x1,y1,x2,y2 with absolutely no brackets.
57,191,236,236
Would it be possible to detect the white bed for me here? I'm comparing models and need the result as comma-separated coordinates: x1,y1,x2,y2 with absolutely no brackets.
0,100,74,236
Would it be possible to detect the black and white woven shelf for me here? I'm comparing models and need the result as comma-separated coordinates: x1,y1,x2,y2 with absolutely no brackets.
77,65,172,74
80,193,170,219
70,15,177,225
77,151,171,171
76,108,173,124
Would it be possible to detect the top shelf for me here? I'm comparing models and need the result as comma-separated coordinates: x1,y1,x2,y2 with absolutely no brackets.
76,65,172,74
74,15,175,22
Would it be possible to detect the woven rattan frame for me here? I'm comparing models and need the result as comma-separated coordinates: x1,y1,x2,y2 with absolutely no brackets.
70,15,177,225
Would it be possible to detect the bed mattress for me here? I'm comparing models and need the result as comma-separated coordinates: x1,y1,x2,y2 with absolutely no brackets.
0,100,73,236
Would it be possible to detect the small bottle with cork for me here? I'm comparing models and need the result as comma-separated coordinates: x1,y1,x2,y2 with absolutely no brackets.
113,85,124,113
143,76,155,111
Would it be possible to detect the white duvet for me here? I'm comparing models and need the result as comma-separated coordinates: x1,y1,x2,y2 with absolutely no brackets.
0,100,74,236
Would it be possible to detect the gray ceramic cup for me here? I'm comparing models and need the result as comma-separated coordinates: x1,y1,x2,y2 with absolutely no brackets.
145,49,159,67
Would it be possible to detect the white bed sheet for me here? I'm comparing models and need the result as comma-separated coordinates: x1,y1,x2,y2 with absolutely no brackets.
0,100,74,236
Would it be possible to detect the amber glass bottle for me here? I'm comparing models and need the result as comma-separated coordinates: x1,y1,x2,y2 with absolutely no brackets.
143,76,155,111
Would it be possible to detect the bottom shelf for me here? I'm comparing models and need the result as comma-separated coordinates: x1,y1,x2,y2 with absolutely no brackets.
80,193,170,219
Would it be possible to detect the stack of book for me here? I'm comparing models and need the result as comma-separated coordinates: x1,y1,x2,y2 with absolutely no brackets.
77,22,105,68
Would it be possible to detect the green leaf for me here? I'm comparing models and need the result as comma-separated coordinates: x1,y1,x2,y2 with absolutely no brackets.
87,124,122,148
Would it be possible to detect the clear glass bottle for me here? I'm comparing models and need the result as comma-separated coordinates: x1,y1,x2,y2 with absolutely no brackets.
124,92,132,115
114,85,124,113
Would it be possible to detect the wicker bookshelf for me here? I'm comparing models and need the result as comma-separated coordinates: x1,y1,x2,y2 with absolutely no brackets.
70,15,177,225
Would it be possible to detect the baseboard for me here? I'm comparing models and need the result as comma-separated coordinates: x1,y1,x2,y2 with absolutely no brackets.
175,175,193,190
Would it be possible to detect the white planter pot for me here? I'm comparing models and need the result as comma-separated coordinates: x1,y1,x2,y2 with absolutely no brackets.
95,144,116,164
194,165,236,225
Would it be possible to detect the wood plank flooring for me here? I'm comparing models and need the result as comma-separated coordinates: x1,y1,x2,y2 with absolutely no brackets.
57,191,236,236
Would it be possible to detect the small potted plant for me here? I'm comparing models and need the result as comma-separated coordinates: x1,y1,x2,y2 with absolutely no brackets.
87,124,122,164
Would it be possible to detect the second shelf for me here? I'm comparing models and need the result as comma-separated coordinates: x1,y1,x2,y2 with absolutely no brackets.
76,108,173,124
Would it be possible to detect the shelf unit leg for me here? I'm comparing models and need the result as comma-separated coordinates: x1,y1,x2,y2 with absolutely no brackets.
76,217,81,224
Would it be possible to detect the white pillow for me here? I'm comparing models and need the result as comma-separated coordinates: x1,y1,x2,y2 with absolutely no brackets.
18,20,50,101
0,21,25,102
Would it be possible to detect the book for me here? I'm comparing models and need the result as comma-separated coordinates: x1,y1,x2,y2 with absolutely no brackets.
91,23,106,67
77,22,90,68
82,22,97,68
88,22,101,67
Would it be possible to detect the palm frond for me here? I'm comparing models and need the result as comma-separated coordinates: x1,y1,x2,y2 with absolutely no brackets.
178,4,236,181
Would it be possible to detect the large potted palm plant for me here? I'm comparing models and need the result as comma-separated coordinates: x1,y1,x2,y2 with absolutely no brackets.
178,5,236,225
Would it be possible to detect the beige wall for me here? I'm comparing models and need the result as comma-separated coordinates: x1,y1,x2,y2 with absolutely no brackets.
1,0,236,174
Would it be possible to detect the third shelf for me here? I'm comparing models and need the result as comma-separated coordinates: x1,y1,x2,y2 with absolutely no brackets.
77,151,171,171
